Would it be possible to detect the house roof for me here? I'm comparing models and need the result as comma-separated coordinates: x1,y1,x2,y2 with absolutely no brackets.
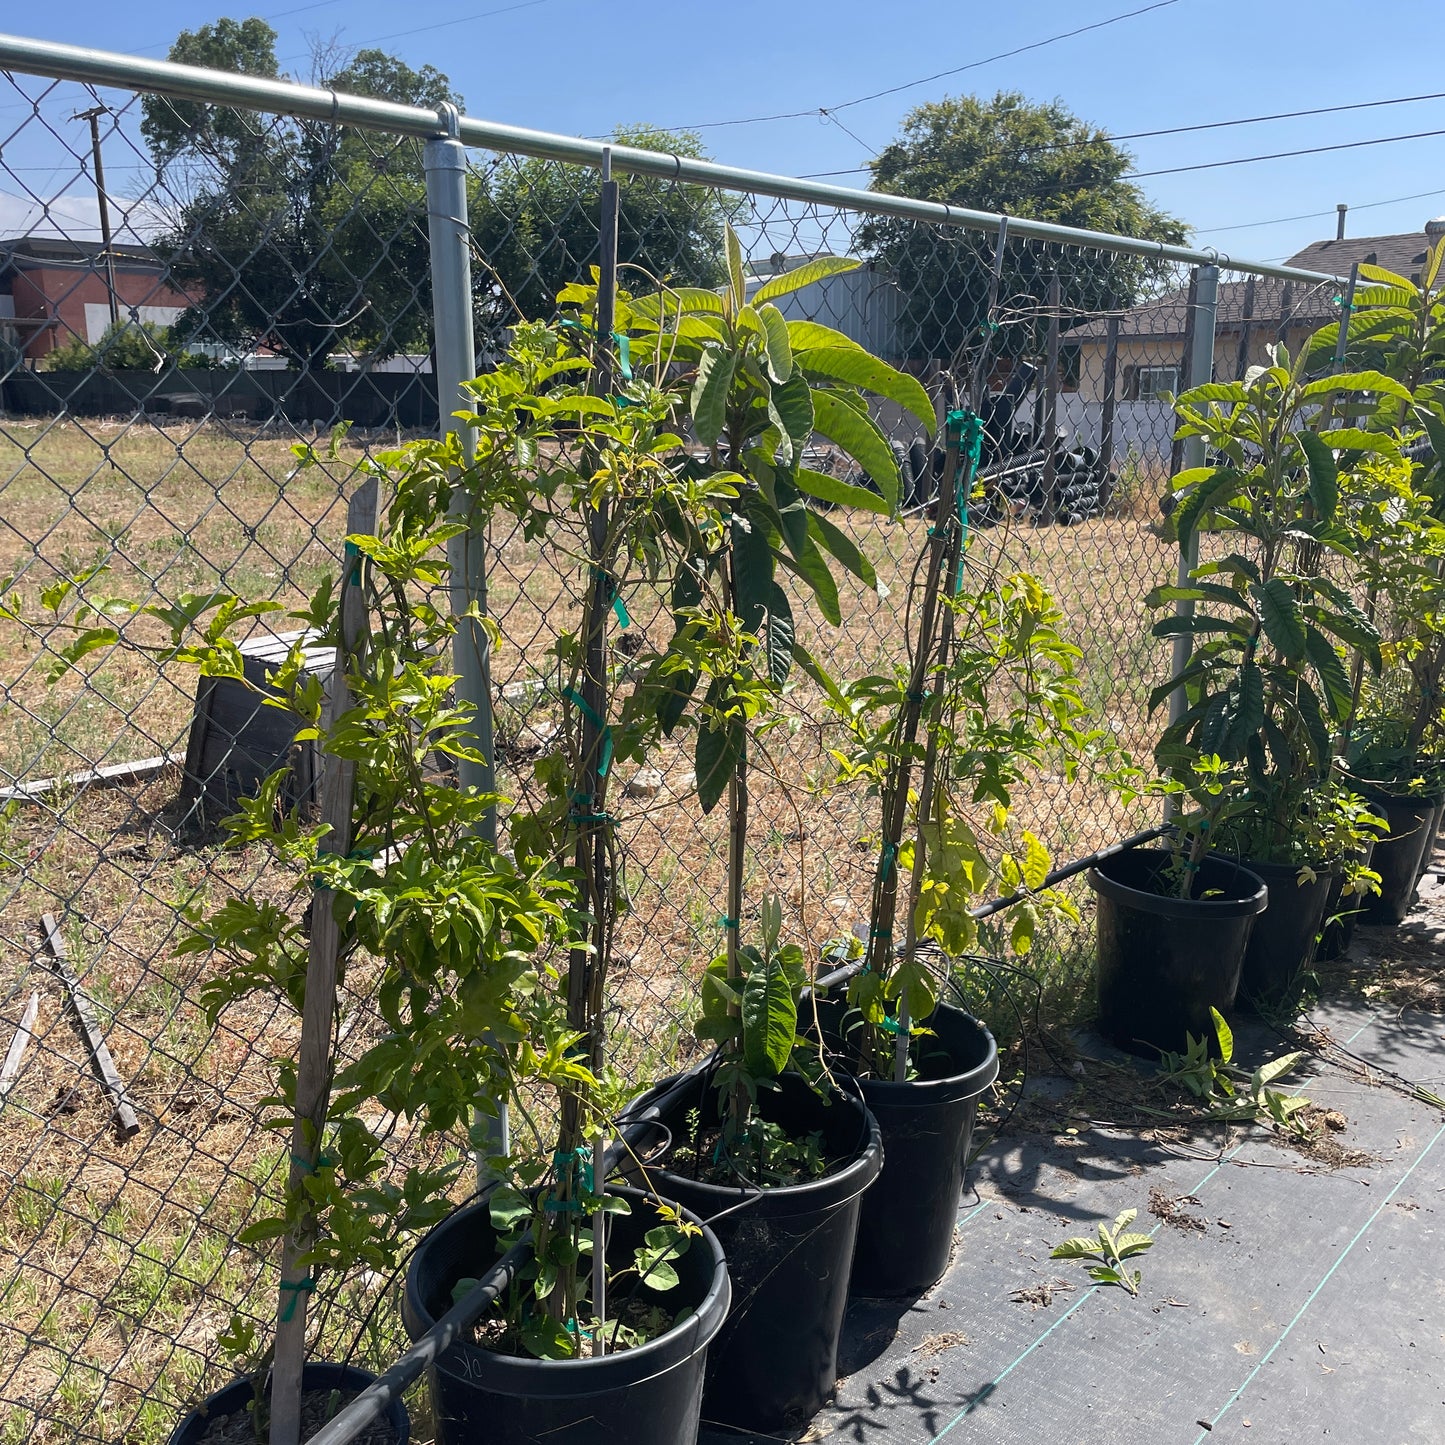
1,236,165,271
1066,224,1443,345
1285,230,1440,280
1065,275,1338,343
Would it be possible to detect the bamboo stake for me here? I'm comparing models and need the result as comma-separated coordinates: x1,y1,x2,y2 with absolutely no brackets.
269,474,378,1445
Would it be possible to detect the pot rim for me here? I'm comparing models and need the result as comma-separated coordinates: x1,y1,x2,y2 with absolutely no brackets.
817,999,1001,1103
1089,846,1268,918
168,1362,405,1445
404,1184,730,1394
626,1075,884,1212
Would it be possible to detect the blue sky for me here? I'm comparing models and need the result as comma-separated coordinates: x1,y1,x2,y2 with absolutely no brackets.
4,0,1445,264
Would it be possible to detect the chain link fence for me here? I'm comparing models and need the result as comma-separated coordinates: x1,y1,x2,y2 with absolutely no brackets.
0,39,1345,1444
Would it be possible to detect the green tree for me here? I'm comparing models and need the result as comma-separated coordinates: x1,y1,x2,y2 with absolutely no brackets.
471,125,732,329
142,19,460,366
859,91,1187,362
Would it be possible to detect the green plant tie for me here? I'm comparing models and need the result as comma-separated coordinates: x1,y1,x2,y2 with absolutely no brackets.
278,1276,315,1323
561,686,613,777
343,539,363,588
568,791,615,825
552,1146,594,1192
290,1152,335,1173
950,410,983,596
612,332,633,381
878,1015,903,1035
876,841,897,882
719,915,739,929
593,567,630,629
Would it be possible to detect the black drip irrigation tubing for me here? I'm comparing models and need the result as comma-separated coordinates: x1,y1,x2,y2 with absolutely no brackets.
301,826,1166,1443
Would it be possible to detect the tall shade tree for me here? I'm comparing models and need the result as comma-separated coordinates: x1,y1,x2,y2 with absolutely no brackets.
470,125,733,332
142,19,461,366
859,91,1187,362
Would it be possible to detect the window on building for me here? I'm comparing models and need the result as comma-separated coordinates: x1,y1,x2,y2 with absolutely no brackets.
1060,343,1081,392
1128,364,1179,401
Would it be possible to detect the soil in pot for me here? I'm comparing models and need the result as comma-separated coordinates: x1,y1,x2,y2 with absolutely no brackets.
1090,847,1267,1057
1233,857,1335,1012
402,1185,729,1445
169,1364,407,1445
1359,789,1442,925
623,1069,882,1435
813,998,998,1298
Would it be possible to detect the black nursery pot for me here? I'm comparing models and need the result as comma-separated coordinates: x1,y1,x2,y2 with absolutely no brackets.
1318,840,1377,962
1416,795,1445,884
402,1185,729,1445
1360,789,1443,924
623,1071,882,1435
1090,847,1267,1057
814,998,999,1297
169,1363,409,1445
1233,857,1335,1011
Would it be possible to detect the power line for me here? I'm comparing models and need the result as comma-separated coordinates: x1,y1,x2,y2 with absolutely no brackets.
277,0,557,62
1203,187,1445,236
1127,125,1445,178
798,87,1445,180
666,0,1181,132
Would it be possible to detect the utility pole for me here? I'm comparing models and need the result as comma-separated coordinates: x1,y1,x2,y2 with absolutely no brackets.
73,105,120,330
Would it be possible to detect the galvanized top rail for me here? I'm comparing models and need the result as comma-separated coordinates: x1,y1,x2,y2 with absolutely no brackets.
1,31,1344,287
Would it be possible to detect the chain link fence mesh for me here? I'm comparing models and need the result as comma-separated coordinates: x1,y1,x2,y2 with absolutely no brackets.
0,63,1344,1444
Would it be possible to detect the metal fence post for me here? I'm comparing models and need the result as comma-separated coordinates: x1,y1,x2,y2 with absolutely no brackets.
1099,314,1119,475
424,102,507,1168
1167,264,1220,743
1041,271,1061,524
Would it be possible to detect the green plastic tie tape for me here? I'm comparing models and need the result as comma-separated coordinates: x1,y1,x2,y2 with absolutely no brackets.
877,841,897,882
719,915,739,930
877,1015,903,1035
278,1276,315,1322
594,568,631,629
612,332,633,382
343,539,362,587
562,686,613,777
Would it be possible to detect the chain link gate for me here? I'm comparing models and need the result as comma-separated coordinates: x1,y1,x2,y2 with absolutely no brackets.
0,33,1345,1444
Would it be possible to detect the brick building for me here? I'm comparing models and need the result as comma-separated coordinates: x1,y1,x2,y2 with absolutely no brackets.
0,236,197,362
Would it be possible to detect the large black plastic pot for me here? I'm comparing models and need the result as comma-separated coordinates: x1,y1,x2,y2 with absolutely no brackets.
1233,857,1335,1011
1318,839,1377,962
1360,789,1443,924
1416,796,1445,884
813,999,998,1297
402,1185,729,1445
1090,847,1267,1056
169,1363,409,1445
623,1071,882,1434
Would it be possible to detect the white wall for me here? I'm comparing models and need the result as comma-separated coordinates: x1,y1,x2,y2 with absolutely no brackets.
1057,394,1177,466
84,302,184,343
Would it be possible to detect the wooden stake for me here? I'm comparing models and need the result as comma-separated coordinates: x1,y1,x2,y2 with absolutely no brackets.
40,915,139,1138
269,476,378,1445
0,992,39,1099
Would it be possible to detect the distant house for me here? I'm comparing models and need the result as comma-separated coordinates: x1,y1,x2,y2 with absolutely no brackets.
1049,218,1445,465
1065,219,1445,405
0,236,198,362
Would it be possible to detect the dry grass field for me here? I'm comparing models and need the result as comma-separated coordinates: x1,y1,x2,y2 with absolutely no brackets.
0,418,1177,1441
